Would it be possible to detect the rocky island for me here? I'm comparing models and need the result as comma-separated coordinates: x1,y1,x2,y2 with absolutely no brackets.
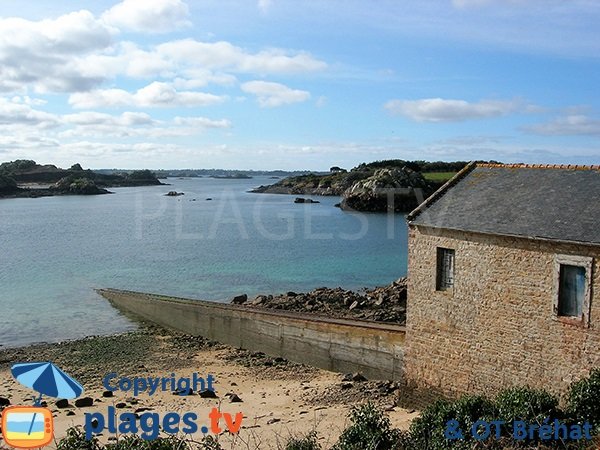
0,160,166,199
251,159,468,212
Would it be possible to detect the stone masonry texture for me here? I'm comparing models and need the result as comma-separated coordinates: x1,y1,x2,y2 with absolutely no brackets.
405,225,600,397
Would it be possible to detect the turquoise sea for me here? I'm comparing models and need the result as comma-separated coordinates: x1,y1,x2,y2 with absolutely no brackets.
0,177,408,348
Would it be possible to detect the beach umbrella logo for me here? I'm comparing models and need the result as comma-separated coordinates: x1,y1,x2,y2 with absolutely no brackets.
1,362,84,448
10,362,84,405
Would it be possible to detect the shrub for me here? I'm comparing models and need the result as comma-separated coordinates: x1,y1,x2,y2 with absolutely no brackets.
495,387,561,426
567,369,600,430
332,402,400,450
105,435,190,450
56,426,101,450
284,431,321,450
55,427,193,450
407,395,496,450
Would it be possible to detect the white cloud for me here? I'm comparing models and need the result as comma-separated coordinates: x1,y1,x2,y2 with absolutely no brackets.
241,81,310,108
524,114,600,136
156,39,327,74
102,0,191,33
0,97,59,129
0,11,113,93
64,111,156,127
173,116,232,128
69,82,227,108
384,98,526,122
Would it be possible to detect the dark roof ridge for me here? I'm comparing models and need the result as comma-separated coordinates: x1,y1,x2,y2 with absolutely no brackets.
406,161,477,222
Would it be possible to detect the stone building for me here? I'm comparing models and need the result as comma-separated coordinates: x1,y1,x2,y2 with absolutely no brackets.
405,163,600,396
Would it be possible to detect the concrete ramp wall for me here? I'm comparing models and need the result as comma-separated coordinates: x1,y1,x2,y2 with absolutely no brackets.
97,288,405,381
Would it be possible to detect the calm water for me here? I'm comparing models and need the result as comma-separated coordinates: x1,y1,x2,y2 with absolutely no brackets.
0,177,408,348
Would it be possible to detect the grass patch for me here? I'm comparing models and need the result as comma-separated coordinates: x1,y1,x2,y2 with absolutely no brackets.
422,172,457,182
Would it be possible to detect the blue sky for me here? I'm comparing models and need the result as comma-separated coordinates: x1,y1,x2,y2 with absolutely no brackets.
0,0,599,170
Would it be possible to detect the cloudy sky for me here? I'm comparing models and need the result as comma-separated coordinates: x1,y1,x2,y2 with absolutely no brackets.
0,0,599,170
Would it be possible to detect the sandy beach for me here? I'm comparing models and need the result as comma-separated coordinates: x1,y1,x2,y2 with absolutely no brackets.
0,323,417,449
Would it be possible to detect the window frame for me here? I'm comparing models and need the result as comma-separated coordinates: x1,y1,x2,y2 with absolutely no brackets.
553,254,593,327
436,247,455,292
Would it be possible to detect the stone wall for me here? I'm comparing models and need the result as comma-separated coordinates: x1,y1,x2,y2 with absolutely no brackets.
98,289,405,381
405,225,600,397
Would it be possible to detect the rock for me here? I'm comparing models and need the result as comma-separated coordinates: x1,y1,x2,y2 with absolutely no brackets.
126,397,138,405
199,389,218,399
173,388,194,396
340,167,429,213
165,191,184,196
50,176,109,195
342,373,353,382
231,294,248,304
251,295,266,305
102,391,114,398
352,373,367,382
206,198,213,201
115,402,127,409
66,410,76,416
294,197,320,204
286,291,298,297
0,397,10,407
349,300,359,310
74,397,94,408
228,393,243,403
340,382,354,389
135,407,153,413
55,399,70,408
266,418,281,425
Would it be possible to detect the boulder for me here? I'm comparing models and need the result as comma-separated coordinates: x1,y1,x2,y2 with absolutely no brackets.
55,399,70,408
74,397,94,408
199,389,218,399
228,393,243,403
294,197,320,204
231,294,248,304
50,177,110,195
340,167,429,212
165,191,184,196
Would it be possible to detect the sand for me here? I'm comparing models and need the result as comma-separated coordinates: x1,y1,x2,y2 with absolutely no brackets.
0,324,418,449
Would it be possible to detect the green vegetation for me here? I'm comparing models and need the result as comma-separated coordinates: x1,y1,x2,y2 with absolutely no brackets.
284,431,321,450
0,172,18,193
51,373,600,450
406,395,497,450
127,169,159,180
567,368,600,430
332,402,400,450
0,159,37,173
422,172,458,183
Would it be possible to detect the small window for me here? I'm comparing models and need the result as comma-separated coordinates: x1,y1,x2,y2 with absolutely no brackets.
436,248,455,291
558,265,585,317
554,255,592,326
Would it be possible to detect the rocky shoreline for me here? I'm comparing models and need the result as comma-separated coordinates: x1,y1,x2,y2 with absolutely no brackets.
235,277,408,324
251,165,446,213
0,161,166,199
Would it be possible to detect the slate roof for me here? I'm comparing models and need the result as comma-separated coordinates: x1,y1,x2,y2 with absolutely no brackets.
407,163,600,245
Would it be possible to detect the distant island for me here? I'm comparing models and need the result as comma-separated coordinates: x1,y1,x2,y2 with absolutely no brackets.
251,160,478,212
210,174,252,179
112,168,313,178
0,160,165,199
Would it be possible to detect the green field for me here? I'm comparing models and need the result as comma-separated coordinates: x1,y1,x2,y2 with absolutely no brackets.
423,171,457,182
